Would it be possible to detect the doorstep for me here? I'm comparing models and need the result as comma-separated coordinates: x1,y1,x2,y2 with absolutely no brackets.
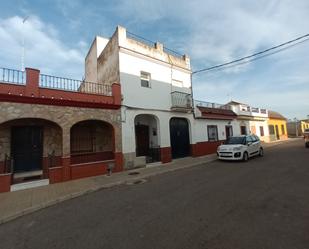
11,179,49,192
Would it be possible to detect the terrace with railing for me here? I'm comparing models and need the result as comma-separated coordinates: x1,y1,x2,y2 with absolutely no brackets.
194,100,236,120
1,67,26,85
40,74,112,96
125,30,186,61
195,100,232,110
0,67,121,108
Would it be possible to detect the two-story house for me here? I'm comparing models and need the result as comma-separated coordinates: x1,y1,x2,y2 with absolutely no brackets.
227,101,269,141
85,26,194,168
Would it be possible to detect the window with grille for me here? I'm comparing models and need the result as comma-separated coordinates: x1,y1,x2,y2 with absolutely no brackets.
207,125,218,141
71,125,95,154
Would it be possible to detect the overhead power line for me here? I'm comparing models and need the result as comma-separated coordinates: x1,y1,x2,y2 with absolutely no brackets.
192,33,309,74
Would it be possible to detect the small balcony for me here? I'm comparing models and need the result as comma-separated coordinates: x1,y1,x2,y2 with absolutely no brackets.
0,67,121,109
171,91,192,112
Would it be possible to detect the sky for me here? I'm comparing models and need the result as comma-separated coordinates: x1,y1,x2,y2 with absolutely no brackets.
0,0,308,119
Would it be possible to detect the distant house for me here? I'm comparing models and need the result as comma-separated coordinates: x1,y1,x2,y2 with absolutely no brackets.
287,119,309,137
227,101,269,141
267,111,288,141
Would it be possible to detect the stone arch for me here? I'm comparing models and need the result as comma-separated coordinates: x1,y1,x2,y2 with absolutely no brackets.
69,119,115,164
0,118,63,176
134,114,161,163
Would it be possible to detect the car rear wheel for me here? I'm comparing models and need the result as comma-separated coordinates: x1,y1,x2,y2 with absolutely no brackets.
242,152,248,162
259,147,264,157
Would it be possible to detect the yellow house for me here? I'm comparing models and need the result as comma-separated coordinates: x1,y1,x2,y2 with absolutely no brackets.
267,111,288,141
300,119,309,134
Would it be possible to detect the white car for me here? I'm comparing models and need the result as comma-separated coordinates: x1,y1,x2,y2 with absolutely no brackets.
217,135,263,161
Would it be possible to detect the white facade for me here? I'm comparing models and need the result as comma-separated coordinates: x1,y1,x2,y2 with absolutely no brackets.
228,102,269,141
85,26,244,169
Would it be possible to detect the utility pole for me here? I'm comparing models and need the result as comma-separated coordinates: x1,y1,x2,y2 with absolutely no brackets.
21,16,29,72
294,118,298,137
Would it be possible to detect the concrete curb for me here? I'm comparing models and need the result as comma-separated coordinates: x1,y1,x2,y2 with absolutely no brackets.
0,139,296,225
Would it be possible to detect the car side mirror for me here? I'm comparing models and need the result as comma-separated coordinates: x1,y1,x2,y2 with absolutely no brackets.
247,142,252,146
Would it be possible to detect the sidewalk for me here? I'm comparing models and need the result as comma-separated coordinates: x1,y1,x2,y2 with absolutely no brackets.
0,154,217,225
0,138,298,225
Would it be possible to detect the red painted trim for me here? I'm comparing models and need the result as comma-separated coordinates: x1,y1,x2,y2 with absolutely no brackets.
0,93,120,109
160,147,172,163
49,167,63,184
0,174,11,193
199,114,236,120
70,161,109,180
0,78,122,109
71,151,114,165
114,152,124,172
191,140,224,157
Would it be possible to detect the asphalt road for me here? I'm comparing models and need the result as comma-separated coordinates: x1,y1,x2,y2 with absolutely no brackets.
1,139,309,249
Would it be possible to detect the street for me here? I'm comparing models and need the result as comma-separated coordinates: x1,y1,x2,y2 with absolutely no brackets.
0,139,308,249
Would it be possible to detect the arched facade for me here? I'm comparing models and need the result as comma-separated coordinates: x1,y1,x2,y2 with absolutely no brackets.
0,101,123,188
70,120,115,164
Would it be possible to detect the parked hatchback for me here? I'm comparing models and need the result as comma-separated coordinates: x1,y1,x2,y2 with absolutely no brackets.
217,135,263,161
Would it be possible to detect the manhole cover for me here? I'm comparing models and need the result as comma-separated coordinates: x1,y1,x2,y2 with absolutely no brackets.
128,171,140,176
126,179,147,185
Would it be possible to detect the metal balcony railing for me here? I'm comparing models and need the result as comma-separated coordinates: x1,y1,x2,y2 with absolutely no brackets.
195,100,232,110
171,91,192,109
0,67,26,85
40,74,112,96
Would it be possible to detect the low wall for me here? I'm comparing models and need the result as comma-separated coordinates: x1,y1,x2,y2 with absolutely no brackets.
191,141,224,157
0,174,11,193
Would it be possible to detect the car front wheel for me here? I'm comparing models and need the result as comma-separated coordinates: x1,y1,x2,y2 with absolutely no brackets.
242,152,249,162
259,147,264,157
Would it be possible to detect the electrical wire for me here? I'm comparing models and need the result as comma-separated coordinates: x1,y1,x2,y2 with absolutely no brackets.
194,37,309,76
192,33,309,74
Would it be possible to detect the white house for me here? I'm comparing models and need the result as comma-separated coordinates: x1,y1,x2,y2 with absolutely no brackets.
85,26,247,168
227,101,269,141
85,26,196,168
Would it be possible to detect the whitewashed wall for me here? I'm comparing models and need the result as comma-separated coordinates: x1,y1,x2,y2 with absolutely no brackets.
119,50,191,110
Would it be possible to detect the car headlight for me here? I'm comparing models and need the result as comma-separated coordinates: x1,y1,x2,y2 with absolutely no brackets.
233,146,242,151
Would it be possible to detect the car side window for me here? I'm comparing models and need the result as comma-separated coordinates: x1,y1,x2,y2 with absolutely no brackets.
246,136,253,144
251,135,257,143
254,135,260,142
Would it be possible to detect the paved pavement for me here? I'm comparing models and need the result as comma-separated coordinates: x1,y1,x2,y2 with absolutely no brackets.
0,151,218,224
0,138,307,249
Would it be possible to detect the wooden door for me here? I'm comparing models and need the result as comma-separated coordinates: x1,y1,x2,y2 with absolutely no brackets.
135,125,150,157
11,126,43,172
170,118,190,159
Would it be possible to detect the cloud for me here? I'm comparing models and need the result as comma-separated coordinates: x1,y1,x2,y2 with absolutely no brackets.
0,15,86,79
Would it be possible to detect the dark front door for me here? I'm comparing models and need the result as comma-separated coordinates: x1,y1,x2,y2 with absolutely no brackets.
240,125,247,135
275,125,280,140
170,118,190,159
135,124,149,157
225,125,233,139
11,126,43,173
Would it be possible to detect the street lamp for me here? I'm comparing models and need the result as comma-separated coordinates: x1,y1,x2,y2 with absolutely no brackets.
21,16,29,72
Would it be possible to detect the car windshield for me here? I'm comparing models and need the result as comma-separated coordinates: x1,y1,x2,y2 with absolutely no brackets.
225,136,245,145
